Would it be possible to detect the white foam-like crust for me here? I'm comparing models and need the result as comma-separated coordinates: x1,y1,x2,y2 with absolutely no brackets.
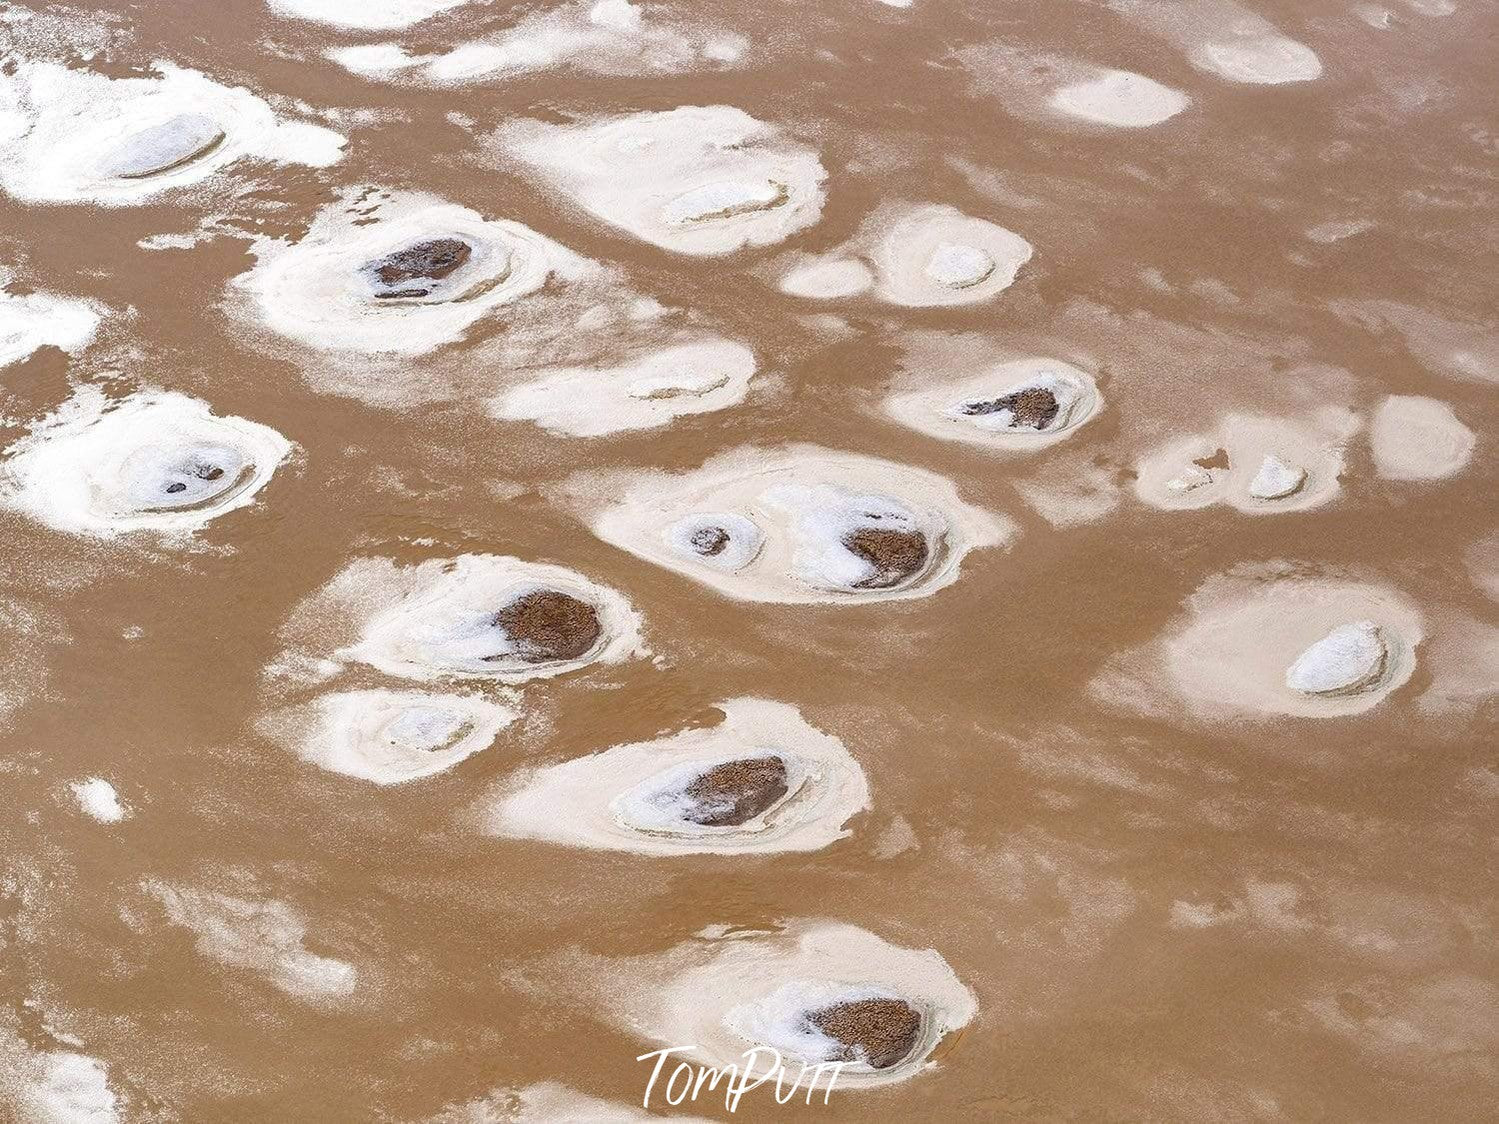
489,338,757,437
1369,395,1476,481
147,882,357,1001
496,106,826,256
0,61,345,205
1191,34,1323,84
70,778,127,823
268,0,469,30
263,688,518,784
228,188,594,357
0,288,103,368
0,388,292,540
1133,408,1358,514
325,553,645,683
14,1052,119,1124
630,920,977,1090
328,0,748,85
1164,573,1424,718
484,698,869,855
883,357,1103,452
585,446,1015,604
1047,69,1190,126
778,258,874,299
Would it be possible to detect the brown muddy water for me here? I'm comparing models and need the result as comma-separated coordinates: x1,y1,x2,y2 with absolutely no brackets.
1,0,1496,1120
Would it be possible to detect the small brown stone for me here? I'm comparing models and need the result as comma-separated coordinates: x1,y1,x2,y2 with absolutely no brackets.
809,998,922,1069
960,386,1059,430
689,526,731,556
1193,447,1231,471
368,238,472,298
843,527,929,589
493,590,601,663
681,756,789,826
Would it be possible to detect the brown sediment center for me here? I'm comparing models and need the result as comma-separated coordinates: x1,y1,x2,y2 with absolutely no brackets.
809,998,922,1069
681,755,789,826
843,527,929,589
492,590,601,663
960,386,1060,430
689,526,731,556
370,238,472,297
1193,447,1231,471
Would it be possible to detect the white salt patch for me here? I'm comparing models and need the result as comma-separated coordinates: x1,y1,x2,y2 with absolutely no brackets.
147,882,357,1001
1,388,292,540
228,188,593,357
663,511,764,572
1192,35,1323,83
884,357,1103,451
622,920,976,1091
496,106,825,256
70,778,127,823
1111,1,1322,86
20,1052,118,1123
485,698,869,855
579,446,1015,604
1285,622,1388,696
1369,395,1475,480
1247,454,1306,499
267,0,469,30
872,204,1031,307
261,688,519,784
778,258,874,299
0,287,103,368
0,61,345,205
1306,219,1373,244
292,553,645,683
1048,69,1190,127
490,338,756,437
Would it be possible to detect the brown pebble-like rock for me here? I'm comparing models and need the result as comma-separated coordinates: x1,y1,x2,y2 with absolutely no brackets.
689,526,731,556
961,386,1059,430
493,590,601,663
682,756,789,826
809,998,922,1069
368,238,472,298
843,527,929,589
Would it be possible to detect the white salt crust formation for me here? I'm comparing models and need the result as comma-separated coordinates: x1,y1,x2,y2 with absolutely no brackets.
1048,69,1190,127
1109,0,1322,85
777,203,1032,308
262,688,519,784
1133,407,1358,514
228,188,594,357
0,61,345,205
299,554,645,684
884,357,1103,451
147,882,358,1001
9,1050,119,1124
0,287,103,368
70,778,128,823
1368,395,1476,480
0,389,292,540
495,106,826,256
582,446,1015,604
329,0,748,85
425,1082,715,1123
485,698,869,855
489,338,757,436
1156,569,1425,718
268,0,469,30
623,921,977,1090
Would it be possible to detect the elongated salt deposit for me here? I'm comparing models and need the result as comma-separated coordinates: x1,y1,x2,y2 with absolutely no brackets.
490,338,757,436
267,0,470,30
1111,0,1322,86
1048,69,1190,126
1369,395,1476,480
495,106,826,256
13,1051,119,1123
228,188,594,357
884,357,1103,450
1,388,292,540
484,698,869,854
0,61,345,205
1285,622,1387,696
577,446,1015,604
0,287,104,368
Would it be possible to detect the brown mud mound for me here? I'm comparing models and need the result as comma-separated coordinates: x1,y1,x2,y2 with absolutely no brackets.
810,998,923,1069
961,386,1060,430
682,756,790,826
368,237,473,298
494,590,601,663
844,527,930,589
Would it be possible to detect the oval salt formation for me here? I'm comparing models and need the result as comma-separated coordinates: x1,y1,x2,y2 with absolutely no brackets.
1285,621,1388,696
809,997,923,1069
662,180,788,225
99,113,226,179
124,443,251,513
1247,454,1306,499
924,243,996,289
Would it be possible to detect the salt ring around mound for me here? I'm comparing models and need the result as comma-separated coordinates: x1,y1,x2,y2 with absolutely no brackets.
0,389,291,539
99,113,226,180
870,204,1032,308
1047,69,1190,128
482,698,869,855
1191,35,1323,84
884,358,1103,451
341,554,644,683
631,920,976,1090
260,688,519,784
586,447,1014,604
